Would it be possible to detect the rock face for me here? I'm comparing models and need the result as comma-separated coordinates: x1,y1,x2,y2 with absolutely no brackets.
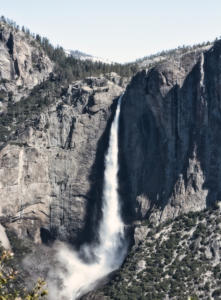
0,21,125,244
0,224,11,249
119,40,221,225
0,74,124,243
0,22,53,112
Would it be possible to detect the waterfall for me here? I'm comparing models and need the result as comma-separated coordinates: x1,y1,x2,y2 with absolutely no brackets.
48,94,127,300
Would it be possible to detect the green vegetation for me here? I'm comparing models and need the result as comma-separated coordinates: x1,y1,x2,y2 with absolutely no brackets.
0,15,138,83
0,247,47,300
0,79,61,143
100,207,221,299
0,15,139,145
40,42,138,82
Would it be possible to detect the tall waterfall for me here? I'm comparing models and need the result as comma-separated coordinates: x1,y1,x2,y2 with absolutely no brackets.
48,95,127,300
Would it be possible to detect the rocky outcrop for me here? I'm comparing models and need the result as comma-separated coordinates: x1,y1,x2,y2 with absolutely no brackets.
0,74,124,243
119,40,221,225
0,21,53,112
0,224,11,249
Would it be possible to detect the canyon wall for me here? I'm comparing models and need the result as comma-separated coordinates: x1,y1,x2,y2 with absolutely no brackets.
0,74,123,243
0,19,125,244
119,41,221,225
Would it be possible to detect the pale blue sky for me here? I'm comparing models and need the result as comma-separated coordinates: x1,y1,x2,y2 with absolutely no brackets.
1,0,221,63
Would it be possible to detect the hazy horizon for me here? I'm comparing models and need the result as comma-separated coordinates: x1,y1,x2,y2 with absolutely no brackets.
1,0,221,63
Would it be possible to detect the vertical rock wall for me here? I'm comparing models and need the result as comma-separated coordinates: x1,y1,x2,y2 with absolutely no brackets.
0,75,124,243
119,41,221,225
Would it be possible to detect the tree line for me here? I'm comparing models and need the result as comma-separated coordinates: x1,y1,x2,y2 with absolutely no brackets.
0,15,138,83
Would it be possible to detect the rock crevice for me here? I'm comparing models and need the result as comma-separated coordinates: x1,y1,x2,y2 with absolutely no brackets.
119,41,221,225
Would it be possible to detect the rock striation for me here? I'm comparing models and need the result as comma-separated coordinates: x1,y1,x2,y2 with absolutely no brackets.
0,74,124,243
119,40,221,225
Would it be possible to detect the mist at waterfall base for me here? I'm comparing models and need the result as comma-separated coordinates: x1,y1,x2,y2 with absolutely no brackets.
47,95,128,300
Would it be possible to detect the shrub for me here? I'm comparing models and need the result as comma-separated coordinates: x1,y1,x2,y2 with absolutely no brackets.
0,248,47,300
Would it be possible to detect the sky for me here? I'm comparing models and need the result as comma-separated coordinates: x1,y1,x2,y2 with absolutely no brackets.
1,0,221,63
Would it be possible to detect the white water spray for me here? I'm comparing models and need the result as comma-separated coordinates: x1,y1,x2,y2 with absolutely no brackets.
48,95,127,299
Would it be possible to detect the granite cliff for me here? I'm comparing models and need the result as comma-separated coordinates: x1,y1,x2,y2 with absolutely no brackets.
0,20,126,246
83,42,221,300
119,41,221,226
0,21,53,112
0,73,124,244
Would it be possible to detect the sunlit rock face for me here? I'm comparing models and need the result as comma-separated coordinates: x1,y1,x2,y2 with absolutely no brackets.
0,73,124,243
119,41,221,225
0,22,53,111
